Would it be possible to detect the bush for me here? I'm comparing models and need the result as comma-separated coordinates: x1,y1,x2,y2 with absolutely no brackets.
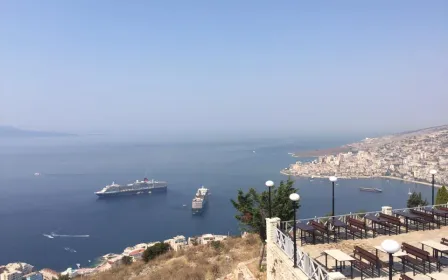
210,241,223,251
121,255,132,265
142,242,171,263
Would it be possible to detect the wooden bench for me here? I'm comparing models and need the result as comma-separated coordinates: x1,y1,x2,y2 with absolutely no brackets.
399,274,413,280
410,209,441,229
379,212,404,234
353,246,386,277
310,220,334,243
347,217,369,238
352,259,372,280
441,238,448,246
400,242,440,275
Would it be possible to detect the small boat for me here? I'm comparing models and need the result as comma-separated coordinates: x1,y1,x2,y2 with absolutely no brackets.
408,188,412,195
34,172,40,176
359,187,382,193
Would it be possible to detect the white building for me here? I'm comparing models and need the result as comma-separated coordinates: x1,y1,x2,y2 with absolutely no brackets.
23,272,43,280
0,270,22,280
39,269,59,280
164,235,187,251
0,263,35,280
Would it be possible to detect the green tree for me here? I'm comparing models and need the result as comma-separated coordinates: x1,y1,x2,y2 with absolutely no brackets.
436,186,448,205
142,242,171,263
58,275,70,280
407,192,428,208
121,255,133,265
231,177,298,241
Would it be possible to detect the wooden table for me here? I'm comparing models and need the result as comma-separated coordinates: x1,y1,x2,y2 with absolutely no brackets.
295,222,316,245
324,249,355,279
427,272,448,280
421,240,448,258
365,214,391,237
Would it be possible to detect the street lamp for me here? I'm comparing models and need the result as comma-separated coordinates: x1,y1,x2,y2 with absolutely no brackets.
381,239,400,280
289,193,300,268
329,176,338,217
430,170,437,205
266,180,274,218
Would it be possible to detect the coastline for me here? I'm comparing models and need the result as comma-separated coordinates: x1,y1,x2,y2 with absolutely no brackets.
280,170,443,188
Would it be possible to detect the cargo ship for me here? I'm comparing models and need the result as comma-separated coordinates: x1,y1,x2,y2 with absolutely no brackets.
95,178,167,197
192,186,209,214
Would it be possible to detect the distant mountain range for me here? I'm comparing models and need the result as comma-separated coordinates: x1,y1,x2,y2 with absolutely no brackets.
0,126,74,138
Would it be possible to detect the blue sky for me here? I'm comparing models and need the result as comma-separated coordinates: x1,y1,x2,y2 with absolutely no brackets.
1,1,447,138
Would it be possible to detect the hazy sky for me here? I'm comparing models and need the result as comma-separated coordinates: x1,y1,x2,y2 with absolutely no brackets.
1,1,447,137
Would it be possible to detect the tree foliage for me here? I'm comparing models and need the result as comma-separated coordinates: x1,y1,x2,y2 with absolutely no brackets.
407,192,428,208
230,177,299,241
142,242,171,263
436,186,448,205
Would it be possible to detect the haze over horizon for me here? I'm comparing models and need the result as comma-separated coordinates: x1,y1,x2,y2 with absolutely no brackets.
1,1,447,139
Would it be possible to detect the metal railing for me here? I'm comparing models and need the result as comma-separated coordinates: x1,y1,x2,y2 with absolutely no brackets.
274,228,330,280
280,203,448,234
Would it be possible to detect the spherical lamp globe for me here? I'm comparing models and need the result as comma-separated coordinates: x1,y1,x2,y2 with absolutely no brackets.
265,180,274,188
381,239,400,254
289,193,300,202
329,176,338,182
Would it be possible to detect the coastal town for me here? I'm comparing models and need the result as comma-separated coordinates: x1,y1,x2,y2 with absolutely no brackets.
0,233,228,280
282,125,448,186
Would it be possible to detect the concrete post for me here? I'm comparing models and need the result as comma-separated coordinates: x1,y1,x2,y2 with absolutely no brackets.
382,206,392,215
266,217,281,244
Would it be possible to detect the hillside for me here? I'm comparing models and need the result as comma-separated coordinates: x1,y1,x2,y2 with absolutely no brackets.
84,234,265,280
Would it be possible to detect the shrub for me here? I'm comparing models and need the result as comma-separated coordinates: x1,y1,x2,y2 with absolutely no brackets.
210,241,222,251
121,255,132,265
142,242,171,263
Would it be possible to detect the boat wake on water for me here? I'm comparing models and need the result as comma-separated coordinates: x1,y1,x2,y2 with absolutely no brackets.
47,232,90,238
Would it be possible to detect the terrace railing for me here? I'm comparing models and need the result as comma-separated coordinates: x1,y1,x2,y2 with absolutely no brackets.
280,203,448,234
274,227,330,280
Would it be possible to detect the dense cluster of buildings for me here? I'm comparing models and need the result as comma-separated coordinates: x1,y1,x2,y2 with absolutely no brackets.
0,263,58,280
1,233,228,279
284,126,448,185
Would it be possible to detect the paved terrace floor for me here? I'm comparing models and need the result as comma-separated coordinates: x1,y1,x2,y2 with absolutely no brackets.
300,226,448,280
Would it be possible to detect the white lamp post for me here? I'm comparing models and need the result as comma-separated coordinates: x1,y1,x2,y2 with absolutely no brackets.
430,170,437,205
266,180,274,218
289,193,300,268
329,176,338,217
381,239,400,280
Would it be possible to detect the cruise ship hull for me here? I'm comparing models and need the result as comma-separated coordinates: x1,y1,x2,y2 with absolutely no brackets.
96,186,167,197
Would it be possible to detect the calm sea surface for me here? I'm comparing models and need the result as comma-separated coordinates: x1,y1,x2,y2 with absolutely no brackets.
0,137,433,270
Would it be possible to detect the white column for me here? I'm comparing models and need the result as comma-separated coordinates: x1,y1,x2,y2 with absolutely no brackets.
382,206,392,215
266,217,281,243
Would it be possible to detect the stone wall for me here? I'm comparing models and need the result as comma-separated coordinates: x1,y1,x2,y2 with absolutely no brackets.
265,218,308,280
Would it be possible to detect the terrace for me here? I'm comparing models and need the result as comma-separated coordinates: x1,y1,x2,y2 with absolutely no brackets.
268,204,448,280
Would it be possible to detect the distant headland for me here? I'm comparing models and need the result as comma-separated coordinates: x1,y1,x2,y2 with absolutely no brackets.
0,126,74,138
